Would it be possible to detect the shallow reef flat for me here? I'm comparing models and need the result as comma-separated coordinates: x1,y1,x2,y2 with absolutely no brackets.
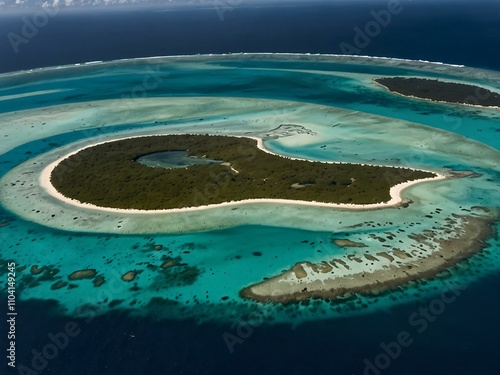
241,211,498,303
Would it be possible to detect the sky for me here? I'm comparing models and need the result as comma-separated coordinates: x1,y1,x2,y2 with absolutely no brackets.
2,0,207,9
0,0,397,11
0,0,475,10
1,0,292,9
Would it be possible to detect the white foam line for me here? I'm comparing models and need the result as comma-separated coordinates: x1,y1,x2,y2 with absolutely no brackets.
0,89,71,102
40,134,446,215
0,53,481,78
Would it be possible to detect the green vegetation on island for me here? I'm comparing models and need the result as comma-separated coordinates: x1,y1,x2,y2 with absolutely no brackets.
51,134,435,210
375,77,500,107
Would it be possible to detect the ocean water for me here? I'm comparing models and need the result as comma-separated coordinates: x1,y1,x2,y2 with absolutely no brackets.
1,1,500,73
0,4,500,375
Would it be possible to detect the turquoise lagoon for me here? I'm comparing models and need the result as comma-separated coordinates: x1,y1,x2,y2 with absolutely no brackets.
0,54,499,324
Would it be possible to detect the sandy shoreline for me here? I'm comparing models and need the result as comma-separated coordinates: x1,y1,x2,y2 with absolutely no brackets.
240,213,498,303
40,134,446,214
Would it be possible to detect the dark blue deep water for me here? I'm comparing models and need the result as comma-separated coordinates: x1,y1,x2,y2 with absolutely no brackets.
3,274,500,375
1,1,500,374
0,0,500,73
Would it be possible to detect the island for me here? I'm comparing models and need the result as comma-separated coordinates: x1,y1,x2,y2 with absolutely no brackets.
374,77,500,107
50,134,436,210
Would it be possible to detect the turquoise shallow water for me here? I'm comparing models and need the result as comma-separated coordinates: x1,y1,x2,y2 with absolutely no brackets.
0,54,499,325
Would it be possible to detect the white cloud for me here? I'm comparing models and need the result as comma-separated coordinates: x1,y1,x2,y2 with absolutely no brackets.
0,0,185,7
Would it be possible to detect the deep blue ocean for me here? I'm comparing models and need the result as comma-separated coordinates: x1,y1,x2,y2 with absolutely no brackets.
1,1,500,375
0,0,500,73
